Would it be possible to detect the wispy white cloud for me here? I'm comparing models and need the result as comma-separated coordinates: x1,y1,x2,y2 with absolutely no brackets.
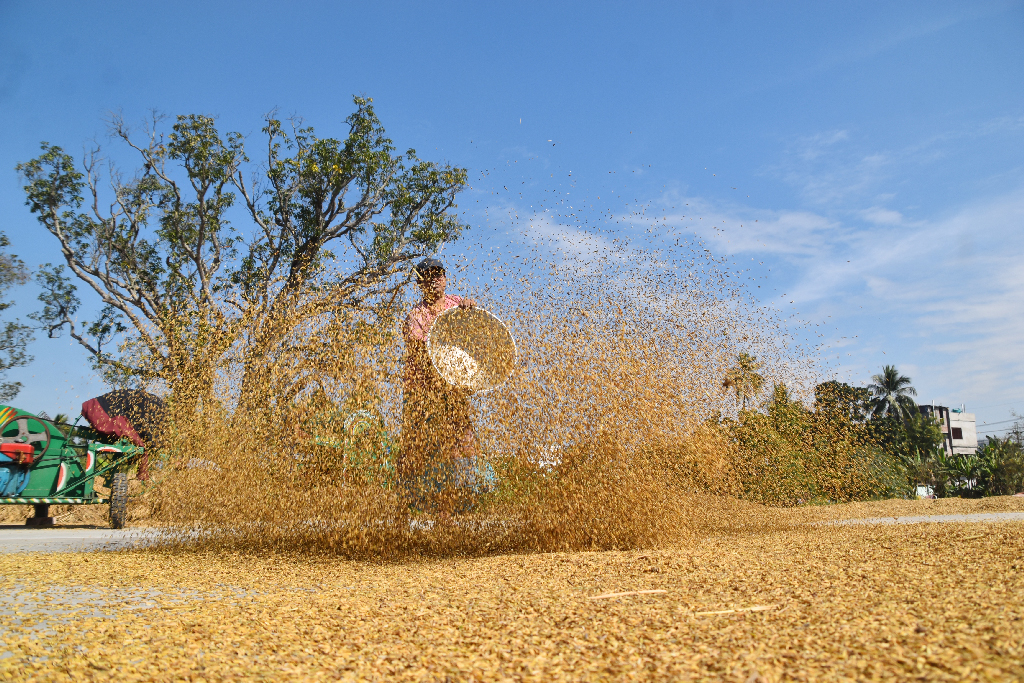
498,110,1024,422
797,130,849,161
523,214,619,266
600,119,1024,418
860,207,904,225
769,114,1024,208
704,188,1024,418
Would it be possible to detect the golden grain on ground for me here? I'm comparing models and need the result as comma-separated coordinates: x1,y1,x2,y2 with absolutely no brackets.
0,500,1021,681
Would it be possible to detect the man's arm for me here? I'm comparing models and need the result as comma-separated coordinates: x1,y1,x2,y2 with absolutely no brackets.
404,308,426,342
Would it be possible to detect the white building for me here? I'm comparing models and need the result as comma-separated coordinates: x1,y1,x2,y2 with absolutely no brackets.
918,405,978,455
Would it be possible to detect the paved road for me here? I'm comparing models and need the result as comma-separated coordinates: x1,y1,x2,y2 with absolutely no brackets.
1,512,1023,552
0,526,156,553
824,512,1024,526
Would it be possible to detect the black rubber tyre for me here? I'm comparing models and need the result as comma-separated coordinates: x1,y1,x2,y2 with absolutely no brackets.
109,472,129,529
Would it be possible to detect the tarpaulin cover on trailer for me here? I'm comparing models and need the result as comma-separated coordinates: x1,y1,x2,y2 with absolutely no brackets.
81,391,166,480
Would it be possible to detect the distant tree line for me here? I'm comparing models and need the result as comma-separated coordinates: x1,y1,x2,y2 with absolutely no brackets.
696,356,1024,504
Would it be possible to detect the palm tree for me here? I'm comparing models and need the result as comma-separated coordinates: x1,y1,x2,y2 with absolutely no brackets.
46,412,74,437
723,352,764,410
866,365,918,421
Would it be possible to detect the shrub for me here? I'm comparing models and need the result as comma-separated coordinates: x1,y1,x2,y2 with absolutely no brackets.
979,436,1024,495
657,384,906,506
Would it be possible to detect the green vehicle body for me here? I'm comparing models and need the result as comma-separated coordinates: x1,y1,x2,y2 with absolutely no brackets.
0,405,141,521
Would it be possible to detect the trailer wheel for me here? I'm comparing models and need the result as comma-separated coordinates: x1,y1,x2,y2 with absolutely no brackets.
109,472,129,529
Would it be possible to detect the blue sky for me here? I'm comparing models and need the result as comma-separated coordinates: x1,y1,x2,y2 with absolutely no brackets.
1,0,1022,435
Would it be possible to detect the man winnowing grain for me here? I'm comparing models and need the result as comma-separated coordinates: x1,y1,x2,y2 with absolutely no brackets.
400,257,483,515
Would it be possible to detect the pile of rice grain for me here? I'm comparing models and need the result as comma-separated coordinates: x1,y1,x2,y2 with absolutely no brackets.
433,344,483,389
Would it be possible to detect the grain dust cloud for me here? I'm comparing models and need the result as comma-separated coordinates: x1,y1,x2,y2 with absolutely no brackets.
138,212,833,559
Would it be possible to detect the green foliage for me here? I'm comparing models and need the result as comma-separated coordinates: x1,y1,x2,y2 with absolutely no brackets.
16,98,469,408
672,362,1017,504
873,412,945,495
976,435,1024,496
813,380,870,422
897,413,944,462
0,232,33,401
29,264,126,376
866,364,918,421
50,412,73,437
871,414,1024,501
670,364,1020,505
729,385,814,505
933,435,1024,498
933,451,983,497
697,381,903,506
723,352,764,410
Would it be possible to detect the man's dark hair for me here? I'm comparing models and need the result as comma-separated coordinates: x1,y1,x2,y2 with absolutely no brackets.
414,257,446,281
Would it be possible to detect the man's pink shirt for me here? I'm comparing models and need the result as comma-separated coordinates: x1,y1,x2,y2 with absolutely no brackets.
403,294,463,391
403,294,464,343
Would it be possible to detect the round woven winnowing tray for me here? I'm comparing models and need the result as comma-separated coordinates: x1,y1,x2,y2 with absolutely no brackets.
427,306,518,393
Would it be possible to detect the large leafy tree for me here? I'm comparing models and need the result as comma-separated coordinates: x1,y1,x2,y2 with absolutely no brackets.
17,98,468,412
0,232,33,402
866,364,918,421
813,380,870,422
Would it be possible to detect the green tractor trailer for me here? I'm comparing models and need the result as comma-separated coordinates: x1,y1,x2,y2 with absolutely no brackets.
0,390,162,528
